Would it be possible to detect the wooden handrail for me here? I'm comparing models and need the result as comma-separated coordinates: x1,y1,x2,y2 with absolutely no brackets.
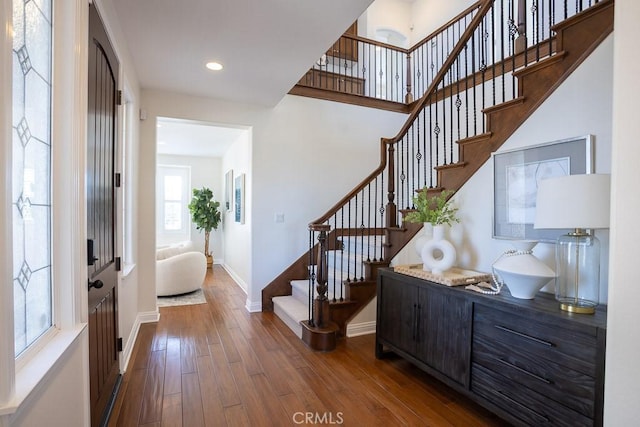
310,137,391,226
309,0,495,227
337,1,483,55
408,1,484,53
388,0,495,143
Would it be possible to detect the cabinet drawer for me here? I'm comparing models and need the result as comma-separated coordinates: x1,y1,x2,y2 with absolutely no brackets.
473,334,595,418
471,363,593,427
473,304,598,375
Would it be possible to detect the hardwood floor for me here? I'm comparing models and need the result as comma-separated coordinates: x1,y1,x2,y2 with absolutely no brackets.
108,266,510,427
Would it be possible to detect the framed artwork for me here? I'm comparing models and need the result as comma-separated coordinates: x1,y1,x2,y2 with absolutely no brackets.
225,169,233,211
492,135,593,242
234,173,245,224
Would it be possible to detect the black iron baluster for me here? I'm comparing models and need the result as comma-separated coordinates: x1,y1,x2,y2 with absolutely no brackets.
549,0,555,55
367,183,372,263
374,177,379,261
471,29,477,136
359,189,365,281
308,229,314,326
405,134,410,208
340,206,345,294
510,0,517,96
410,122,416,199
331,214,337,302
428,97,434,188
346,200,351,282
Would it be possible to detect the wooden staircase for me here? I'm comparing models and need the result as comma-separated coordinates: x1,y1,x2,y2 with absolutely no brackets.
265,0,614,350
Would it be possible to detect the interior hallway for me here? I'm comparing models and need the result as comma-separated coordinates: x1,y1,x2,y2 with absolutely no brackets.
109,265,508,426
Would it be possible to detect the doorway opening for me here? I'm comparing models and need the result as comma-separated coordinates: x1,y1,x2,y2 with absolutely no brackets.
155,117,250,269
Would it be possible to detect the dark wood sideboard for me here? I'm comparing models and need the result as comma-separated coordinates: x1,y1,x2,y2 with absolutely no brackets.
376,268,607,427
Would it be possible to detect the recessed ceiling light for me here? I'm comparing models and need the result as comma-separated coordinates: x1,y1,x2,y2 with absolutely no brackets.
206,61,223,71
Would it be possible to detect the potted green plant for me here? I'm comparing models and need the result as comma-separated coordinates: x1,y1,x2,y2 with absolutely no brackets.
403,188,459,226
404,189,460,272
188,187,221,268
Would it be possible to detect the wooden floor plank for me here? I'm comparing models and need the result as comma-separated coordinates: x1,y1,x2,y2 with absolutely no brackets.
195,355,227,426
209,342,242,408
115,368,147,427
223,404,251,427
228,362,276,427
160,393,182,427
179,327,197,375
181,372,205,427
139,350,166,424
163,336,181,396
109,265,507,427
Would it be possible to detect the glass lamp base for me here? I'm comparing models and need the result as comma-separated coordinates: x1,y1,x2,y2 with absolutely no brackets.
555,231,600,315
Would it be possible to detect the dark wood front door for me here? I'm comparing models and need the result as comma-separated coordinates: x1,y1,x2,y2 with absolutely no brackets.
88,4,120,426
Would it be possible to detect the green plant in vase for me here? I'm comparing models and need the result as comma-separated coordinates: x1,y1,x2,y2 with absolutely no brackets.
188,187,221,268
403,188,459,226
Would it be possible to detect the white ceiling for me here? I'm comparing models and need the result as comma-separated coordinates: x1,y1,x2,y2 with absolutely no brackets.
111,0,374,107
156,117,246,158
111,0,373,157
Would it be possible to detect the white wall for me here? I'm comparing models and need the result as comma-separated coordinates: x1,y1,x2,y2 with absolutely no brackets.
221,130,252,295
355,29,614,331
138,91,407,313
157,154,224,262
604,0,640,423
393,34,613,304
360,0,412,41
7,334,88,427
409,0,477,45
360,0,476,46
250,96,407,309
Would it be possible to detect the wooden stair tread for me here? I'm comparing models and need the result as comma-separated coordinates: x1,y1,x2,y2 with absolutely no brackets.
264,1,614,351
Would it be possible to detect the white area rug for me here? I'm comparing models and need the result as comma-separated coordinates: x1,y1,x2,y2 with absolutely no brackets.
157,289,207,307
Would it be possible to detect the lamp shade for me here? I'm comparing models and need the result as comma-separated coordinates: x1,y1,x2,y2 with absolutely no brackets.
534,174,610,230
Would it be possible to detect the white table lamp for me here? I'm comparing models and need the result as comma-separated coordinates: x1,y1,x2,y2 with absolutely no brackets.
534,174,610,314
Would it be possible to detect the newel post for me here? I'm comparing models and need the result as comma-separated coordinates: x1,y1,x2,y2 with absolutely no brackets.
405,52,414,104
385,140,397,229
312,224,331,328
515,0,527,54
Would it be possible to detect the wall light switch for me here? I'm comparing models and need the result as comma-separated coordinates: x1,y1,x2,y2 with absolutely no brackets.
275,213,285,223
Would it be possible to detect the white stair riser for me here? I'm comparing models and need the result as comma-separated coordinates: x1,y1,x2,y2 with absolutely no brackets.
273,296,307,338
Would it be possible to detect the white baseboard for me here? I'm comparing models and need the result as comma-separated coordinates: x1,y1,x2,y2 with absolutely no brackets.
245,299,262,313
220,264,260,312
346,320,376,337
221,264,248,294
120,310,159,373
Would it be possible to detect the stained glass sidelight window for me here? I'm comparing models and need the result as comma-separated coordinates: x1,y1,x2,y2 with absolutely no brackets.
12,0,53,356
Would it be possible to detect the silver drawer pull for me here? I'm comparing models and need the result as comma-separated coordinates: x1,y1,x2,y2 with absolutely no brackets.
496,390,551,424
494,325,554,347
498,358,552,384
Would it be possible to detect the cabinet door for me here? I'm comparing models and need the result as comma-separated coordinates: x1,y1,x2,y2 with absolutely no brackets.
377,276,418,355
415,288,471,386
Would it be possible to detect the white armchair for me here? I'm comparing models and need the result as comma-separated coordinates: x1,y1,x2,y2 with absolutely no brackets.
156,242,207,296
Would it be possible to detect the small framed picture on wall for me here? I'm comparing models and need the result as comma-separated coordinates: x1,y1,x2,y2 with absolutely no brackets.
225,169,233,211
234,173,245,224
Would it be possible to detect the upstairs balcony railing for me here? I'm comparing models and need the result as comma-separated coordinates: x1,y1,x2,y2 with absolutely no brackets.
297,2,482,105
304,0,607,330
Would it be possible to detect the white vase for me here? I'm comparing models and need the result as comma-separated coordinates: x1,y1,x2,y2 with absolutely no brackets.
414,222,433,257
421,224,456,275
492,241,556,299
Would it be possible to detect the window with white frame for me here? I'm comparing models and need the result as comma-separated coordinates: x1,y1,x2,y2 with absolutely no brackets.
12,0,53,357
156,165,191,246
120,95,135,270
